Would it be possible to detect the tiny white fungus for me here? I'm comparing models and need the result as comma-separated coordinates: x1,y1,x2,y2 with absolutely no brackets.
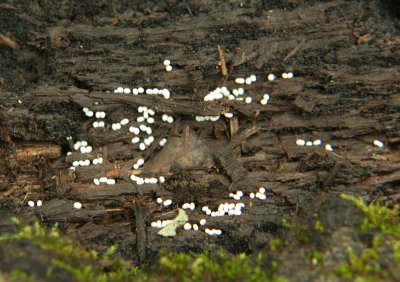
106,179,115,185
373,140,384,148
268,74,276,81
167,116,174,124
28,201,35,207
325,144,333,151
313,140,322,146
235,78,245,84
85,111,94,117
296,139,306,146
120,118,129,125
73,202,82,210
162,89,170,99
165,65,172,72
163,199,172,206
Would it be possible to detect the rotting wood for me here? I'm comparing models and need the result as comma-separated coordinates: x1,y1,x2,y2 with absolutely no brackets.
0,0,399,266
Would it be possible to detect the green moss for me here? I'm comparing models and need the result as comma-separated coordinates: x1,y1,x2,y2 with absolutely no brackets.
156,250,287,282
333,194,400,281
0,217,285,282
269,238,282,252
8,269,34,282
0,217,143,282
314,220,325,233
340,194,400,235
294,224,312,244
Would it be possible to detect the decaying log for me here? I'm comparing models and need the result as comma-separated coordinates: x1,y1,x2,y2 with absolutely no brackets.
0,0,399,265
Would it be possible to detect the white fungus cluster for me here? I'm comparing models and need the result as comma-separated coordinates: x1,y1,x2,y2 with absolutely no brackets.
296,139,322,147
51,68,284,239
161,114,174,124
203,86,230,101
130,174,158,185
92,157,104,165
229,190,244,200
260,94,270,105
114,86,171,99
234,74,256,85
93,177,115,185
296,138,333,151
195,115,220,122
183,223,199,231
250,187,267,200
82,107,94,117
27,200,42,207
151,219,173,228
182,202,196,210
201,202,245,217
133,158,145,170
131,174,165,185
282,72,294,79
205,228,222,236
159,138,168,147
163,59,172,72
72,159,91,167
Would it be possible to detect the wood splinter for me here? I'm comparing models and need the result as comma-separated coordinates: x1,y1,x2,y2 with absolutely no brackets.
217,45,228,76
